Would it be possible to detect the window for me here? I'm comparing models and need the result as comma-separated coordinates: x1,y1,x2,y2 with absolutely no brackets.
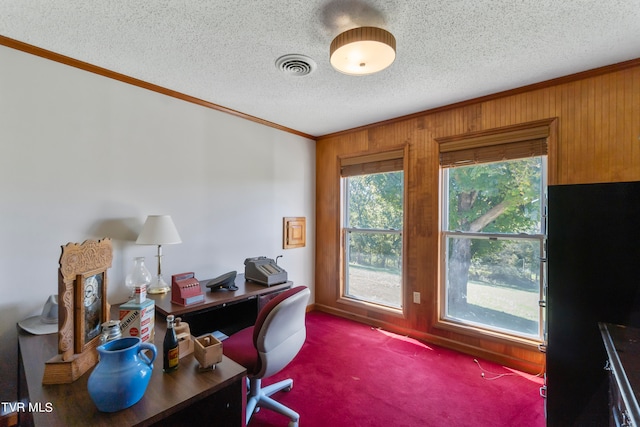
341,149,405,310
438,122,549,341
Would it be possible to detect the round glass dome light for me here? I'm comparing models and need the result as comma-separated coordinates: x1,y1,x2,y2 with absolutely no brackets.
330,27,396,76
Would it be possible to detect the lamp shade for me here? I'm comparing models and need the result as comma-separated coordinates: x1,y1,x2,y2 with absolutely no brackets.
330,27,396,76
136,215,182,245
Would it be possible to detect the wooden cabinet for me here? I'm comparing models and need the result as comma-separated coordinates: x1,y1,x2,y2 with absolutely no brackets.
546,182,640,426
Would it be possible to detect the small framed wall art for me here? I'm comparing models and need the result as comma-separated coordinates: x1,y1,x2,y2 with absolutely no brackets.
283,217,306,249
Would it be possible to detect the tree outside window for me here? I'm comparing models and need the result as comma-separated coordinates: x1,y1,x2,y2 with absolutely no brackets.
442,157,546,339
343,170,404,309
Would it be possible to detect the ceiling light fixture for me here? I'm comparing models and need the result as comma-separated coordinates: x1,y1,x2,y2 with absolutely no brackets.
330,27,396,76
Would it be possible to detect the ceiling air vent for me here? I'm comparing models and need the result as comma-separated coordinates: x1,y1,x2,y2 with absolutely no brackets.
275,54,317,76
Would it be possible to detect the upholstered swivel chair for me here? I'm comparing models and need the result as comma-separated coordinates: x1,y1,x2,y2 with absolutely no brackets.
223,286,310,427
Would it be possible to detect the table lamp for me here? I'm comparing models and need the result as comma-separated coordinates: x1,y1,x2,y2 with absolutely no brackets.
136,215,182,294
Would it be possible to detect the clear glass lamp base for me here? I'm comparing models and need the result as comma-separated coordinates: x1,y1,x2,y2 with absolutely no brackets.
147,275,171,294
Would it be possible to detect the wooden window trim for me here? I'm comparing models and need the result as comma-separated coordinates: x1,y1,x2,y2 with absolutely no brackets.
435,120,554,346
338,145,409,314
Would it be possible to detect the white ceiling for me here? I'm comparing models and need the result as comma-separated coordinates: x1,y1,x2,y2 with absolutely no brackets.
1,0,639,137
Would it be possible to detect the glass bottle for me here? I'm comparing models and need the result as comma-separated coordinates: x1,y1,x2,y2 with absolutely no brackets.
125,257,152,301
163,315,179,372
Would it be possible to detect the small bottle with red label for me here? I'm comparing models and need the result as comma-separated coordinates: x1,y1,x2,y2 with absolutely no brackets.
163,315,179,372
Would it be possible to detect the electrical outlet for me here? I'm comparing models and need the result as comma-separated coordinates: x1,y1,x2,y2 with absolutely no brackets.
413,292,420,304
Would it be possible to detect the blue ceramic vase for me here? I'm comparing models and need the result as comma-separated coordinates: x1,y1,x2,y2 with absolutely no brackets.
87,337,157,412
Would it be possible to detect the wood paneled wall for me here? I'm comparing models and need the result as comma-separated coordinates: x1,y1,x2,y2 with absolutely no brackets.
315,59,640,373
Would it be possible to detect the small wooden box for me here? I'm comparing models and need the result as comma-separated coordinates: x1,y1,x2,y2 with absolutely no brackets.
175,319,193,359
177,333,193,359
194,334,223,369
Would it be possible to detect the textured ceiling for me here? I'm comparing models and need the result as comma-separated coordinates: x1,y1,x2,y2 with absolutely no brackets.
1,0,639,137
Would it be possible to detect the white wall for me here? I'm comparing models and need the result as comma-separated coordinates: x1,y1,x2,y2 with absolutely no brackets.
0,45,315,401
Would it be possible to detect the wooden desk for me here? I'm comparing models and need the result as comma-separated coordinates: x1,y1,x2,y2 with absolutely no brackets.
18,307,246,427
150,274,292,336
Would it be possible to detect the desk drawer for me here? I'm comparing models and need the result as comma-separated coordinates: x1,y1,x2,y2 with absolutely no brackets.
158,378,243,426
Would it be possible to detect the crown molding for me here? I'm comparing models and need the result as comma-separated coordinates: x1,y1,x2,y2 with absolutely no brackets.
4,34,638,142
0,35,316,141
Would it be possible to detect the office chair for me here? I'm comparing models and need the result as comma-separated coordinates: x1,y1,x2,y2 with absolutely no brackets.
223,286,310,427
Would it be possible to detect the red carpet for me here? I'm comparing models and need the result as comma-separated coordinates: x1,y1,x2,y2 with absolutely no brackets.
250,311,545,427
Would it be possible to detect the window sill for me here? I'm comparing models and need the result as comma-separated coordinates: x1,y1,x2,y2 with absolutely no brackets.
434,317,543,349
337,296,405,319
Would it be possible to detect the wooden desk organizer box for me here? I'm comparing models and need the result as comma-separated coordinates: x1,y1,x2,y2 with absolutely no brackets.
174,318,193,359
194,334,223,369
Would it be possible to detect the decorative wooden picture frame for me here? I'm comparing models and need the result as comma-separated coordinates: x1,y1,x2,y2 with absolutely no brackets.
43,238,112,384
